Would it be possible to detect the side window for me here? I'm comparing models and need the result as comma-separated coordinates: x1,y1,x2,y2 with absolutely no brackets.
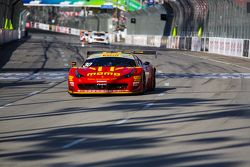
134,56,143,67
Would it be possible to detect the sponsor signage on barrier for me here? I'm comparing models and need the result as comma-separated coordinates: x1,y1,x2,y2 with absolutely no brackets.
236,39,243,57
147,36,155,46
160,36,168,48
134,36,147,46
209,37,214,53
219,38,225,55
231,39,237,56
191,37,201,52
125,35,133,45
214,38,219,54
39,23,50,31
22,0,142,11
225,38,231,56
154,36,161,47
70,28,80,36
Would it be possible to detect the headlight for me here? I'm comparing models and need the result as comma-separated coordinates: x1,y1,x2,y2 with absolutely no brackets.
75,69,83,78
124,69,136,78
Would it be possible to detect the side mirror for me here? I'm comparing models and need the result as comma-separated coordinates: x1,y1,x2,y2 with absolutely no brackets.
143,61,150,66
71,62,77,67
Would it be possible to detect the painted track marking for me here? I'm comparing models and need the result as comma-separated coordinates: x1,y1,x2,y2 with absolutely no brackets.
115,119,128,125
143,103,154,109
28,91,40,96
62,138,87,149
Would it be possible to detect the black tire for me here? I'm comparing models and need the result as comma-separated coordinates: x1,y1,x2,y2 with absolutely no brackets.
149,69,156,91
139,73,146,95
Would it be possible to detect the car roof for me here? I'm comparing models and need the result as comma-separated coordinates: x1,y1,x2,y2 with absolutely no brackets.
87,52,135,60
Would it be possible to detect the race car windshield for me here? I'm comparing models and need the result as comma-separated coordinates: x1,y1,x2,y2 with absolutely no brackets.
94,33,105,36
83,57,136,67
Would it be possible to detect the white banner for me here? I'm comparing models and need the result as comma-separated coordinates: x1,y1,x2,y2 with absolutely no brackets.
236,39,243,57
214,37,220,54
230,39,237,56
209,37,214,53
125,35,133,45
70,28,80,36
191,37,201,51
133,35,147,46
224,38,231,56
154,36,162,47
219,38,225,55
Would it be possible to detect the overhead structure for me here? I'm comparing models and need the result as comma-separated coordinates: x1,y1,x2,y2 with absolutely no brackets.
22,0,142,11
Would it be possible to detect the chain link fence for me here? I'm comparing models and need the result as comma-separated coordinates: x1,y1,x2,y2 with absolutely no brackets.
125,0,249,39
167,0,249,39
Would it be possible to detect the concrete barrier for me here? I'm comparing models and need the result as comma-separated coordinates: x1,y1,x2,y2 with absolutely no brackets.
22,22,250,59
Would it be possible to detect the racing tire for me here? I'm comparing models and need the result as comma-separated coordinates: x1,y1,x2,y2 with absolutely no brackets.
149,69,156,91
139,73,146,95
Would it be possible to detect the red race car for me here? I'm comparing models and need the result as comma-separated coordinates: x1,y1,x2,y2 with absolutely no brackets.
68,51,156,95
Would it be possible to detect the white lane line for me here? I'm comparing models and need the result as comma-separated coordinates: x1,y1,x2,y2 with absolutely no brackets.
62,138,86,149
158,93,165,96
157,70,163,73
143,103,154,109
182,53,250,71
28,91,40,96
115,119,128,125
0,103,13,109
164,83,170,87
49,82,56,86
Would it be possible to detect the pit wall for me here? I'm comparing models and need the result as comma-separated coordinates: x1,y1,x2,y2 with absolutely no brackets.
0,29,26,45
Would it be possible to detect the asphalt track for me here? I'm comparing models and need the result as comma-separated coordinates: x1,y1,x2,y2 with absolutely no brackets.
0,31,250,167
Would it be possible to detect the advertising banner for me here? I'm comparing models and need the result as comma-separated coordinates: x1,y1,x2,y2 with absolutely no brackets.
219,38,225,55
125,35,133,45
191,37,201,52
160,36,168,48
224,38,231,56
236,39,243,57
230,39,237,56
134,36,147,46
214,38,219,54
22,0,142,11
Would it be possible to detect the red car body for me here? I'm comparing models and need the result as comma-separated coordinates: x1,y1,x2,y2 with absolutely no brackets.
68,52,156,95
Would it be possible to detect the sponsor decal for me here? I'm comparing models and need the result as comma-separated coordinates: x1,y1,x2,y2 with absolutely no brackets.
102,52,121,57
87,72,121,76
68,75,74,81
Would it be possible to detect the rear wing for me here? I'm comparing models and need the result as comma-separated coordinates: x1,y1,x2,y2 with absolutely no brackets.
86,50,157,57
